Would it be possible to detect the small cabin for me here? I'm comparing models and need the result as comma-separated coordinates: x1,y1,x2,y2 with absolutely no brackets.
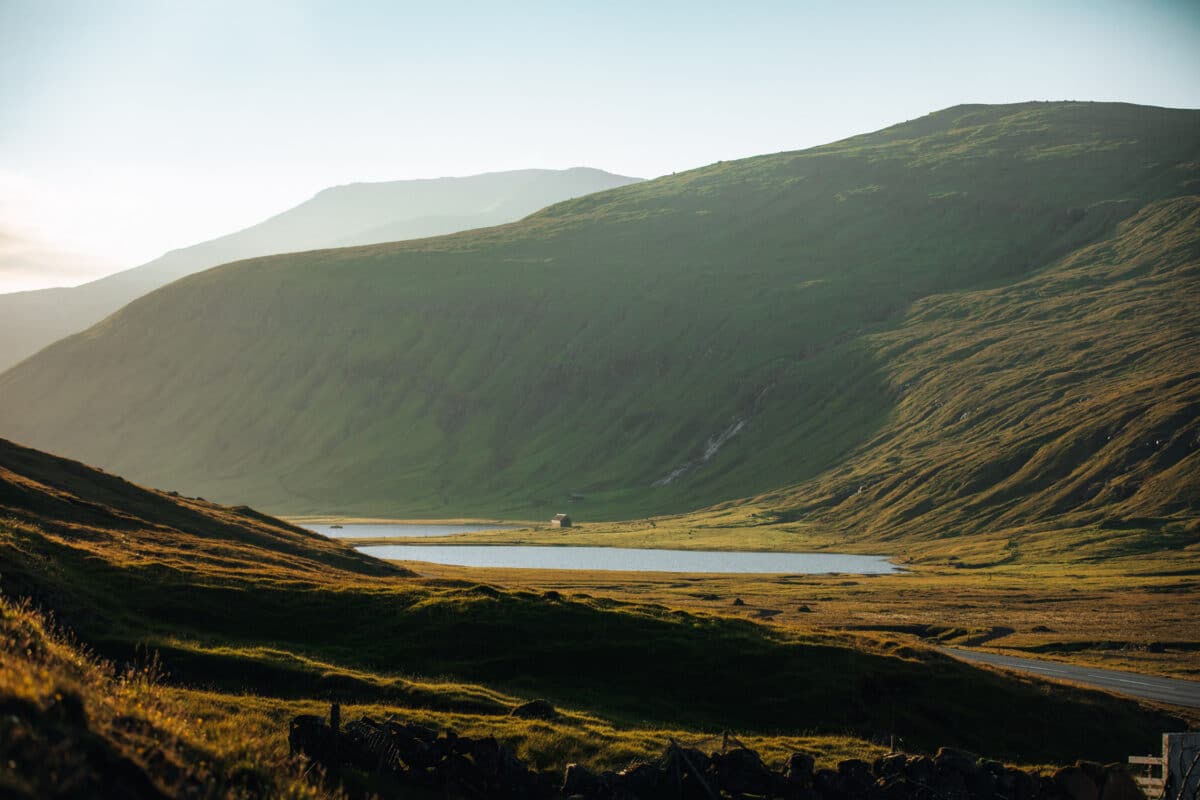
550,513,573,528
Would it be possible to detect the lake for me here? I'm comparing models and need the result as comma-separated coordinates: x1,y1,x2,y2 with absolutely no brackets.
356,544,899,574
306,523,517,540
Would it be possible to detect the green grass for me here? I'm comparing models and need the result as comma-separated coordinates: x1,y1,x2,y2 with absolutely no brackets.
0,439,1190,769
1,102,1196,539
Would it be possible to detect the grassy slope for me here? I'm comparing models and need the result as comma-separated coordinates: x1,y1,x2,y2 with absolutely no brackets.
754,194,1200,558
0,438,1188,767
0,168,641,372
0,595,326,799
1,102,1196,530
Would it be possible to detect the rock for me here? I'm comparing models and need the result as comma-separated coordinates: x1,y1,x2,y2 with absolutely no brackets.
1098,767,1143,800
877,777,919,800
797,604,814,612
561,762,597,797
927,769,970,800
288,714,335,761
617,762,666,797
874,752,907,780
713,747,779,796
1053,765,1100,800
732,597,746,606
510,699,558,720
963,765,997,799
935,746,980,775
1006,767,1042,800
784,752,816,786
838,758,875,795
904,755,936,784
1076,760,1106,787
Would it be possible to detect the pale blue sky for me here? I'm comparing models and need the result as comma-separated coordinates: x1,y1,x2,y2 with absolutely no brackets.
2,0,1198,290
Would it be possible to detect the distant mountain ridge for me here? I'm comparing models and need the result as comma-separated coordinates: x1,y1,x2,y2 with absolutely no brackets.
0,102,1196,554
0,167,641,370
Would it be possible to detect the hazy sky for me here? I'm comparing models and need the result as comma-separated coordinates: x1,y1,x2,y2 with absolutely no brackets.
2,0,1199,292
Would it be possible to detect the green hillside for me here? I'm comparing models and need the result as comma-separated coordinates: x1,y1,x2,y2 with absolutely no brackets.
0,168,640,372
0,438,1187,768
751,195,1200,557
0,102,1197,530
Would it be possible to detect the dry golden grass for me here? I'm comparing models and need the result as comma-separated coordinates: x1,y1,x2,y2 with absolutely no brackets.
391,552,1200,680
0,595,332,799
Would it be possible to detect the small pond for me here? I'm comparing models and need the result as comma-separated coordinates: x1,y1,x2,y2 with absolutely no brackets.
355,544,899,574
306,523,517,540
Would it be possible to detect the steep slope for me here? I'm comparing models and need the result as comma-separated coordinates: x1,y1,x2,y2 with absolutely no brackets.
0,167,641,371
750,196,1200,559
0,102,1197,528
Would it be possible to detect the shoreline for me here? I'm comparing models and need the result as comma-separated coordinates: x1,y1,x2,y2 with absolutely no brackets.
285,515,540,527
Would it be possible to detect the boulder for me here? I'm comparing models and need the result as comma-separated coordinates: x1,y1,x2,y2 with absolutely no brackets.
927,769,970,800
876,752,909,782
562,763,599,797
617,761,667,797
713,747,780,796
1098,767,1144,800
784,752,816,786
510,699,559,720
838,758,875,795
1053,766,1100,800
935,747,980,775
287,714,336,762
903,755,937,785
877,776,920,800
813,767,846,798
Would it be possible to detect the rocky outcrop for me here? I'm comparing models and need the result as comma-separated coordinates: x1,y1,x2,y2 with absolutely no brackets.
287,710,1147,800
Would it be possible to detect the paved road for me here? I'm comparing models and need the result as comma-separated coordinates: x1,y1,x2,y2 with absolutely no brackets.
941,647,1200,709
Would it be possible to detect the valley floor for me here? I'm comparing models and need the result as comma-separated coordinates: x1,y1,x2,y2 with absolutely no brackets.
340,516,1200,683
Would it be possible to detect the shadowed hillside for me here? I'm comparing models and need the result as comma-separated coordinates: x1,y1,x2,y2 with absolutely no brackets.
748,195,1200,561
0,102,1196,533
0,440,1187,765
0,168,641,371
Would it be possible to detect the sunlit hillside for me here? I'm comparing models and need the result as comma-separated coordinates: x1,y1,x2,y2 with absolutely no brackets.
0,103,1196,546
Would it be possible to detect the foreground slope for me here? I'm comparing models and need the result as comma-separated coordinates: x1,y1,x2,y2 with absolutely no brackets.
0,167,640,371
0,595,325,799
0,437,398,590
0,102,1197,526
0,440,1187,764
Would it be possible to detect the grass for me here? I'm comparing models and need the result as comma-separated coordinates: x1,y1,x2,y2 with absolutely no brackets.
1,102,1196,542
392,552,1200,680
1,101,1198,795
1,437,1193,775
0,594,327,799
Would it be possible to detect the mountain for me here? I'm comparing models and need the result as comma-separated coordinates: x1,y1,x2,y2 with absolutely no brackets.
0,103,1196,543
0,167,641,371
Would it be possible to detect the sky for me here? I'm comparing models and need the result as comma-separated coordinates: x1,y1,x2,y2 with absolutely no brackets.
2,0,1199,293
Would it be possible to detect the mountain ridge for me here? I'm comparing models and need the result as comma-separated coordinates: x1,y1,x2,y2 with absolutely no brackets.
0,102,1196,551
0,167,641,371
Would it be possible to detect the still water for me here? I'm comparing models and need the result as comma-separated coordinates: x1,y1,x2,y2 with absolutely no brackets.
306,523,517,540
355,544,899,574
